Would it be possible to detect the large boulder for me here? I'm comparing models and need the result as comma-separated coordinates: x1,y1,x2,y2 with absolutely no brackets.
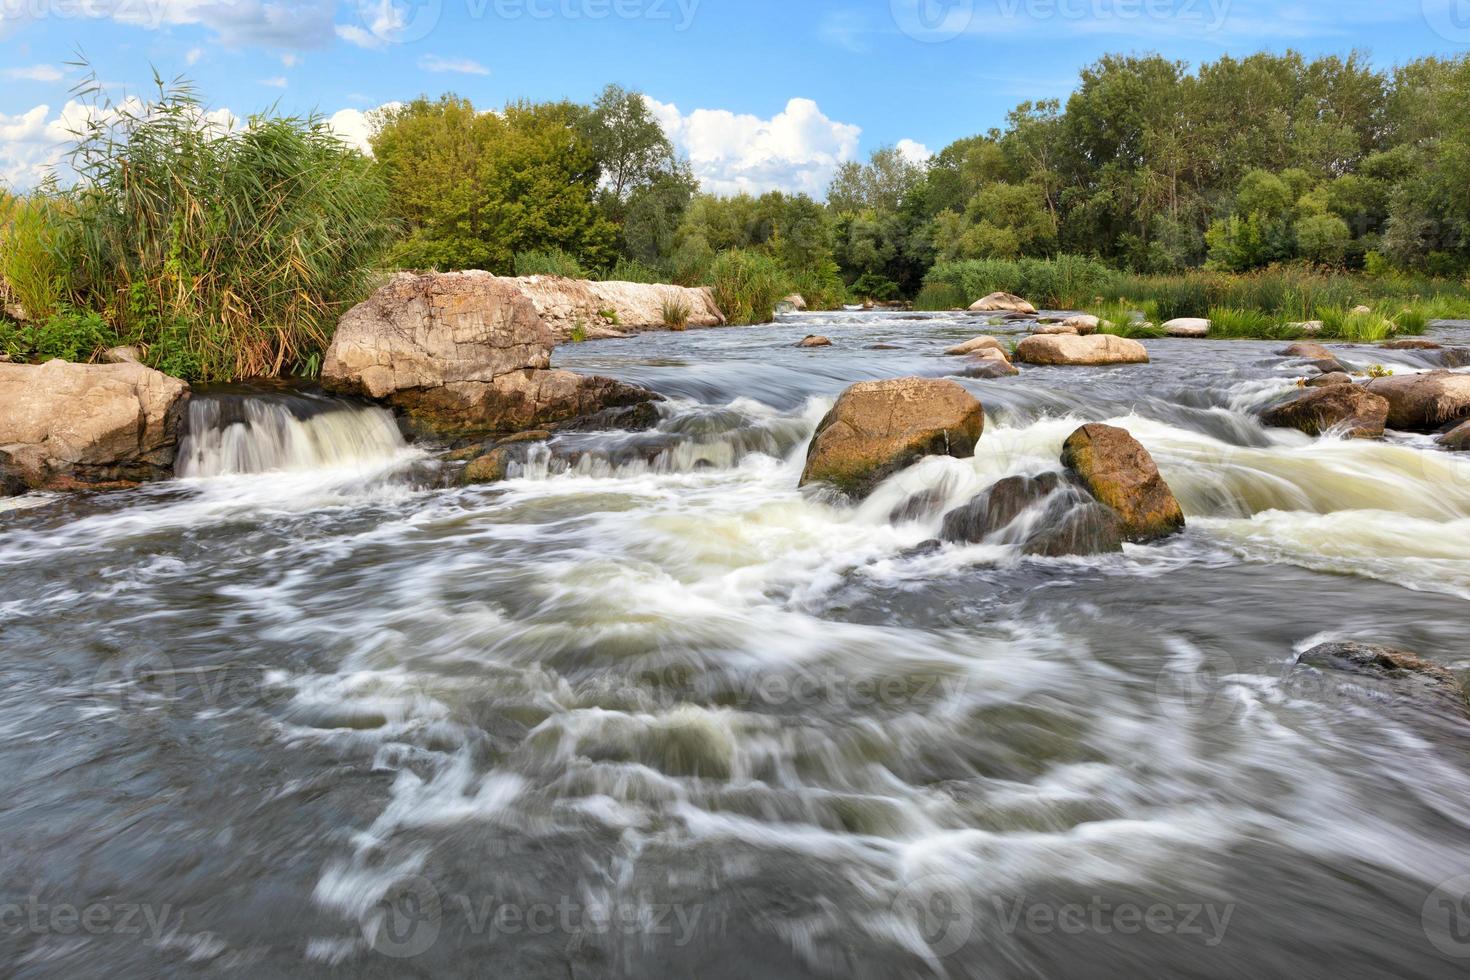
1163,317,1210,338
324,272,661,435
1014,334,1149,366
515,276,725,342
0,360,189,489
323,271,554,400
1363,371,1470,432
945,336,1008,357
800,377,985,499
969,292,1036,315
1060,423,1185,542
1259,385,1390,439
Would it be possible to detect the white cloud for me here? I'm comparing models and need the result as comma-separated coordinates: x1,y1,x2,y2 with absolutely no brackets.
818,10,872,53
324,103,401,154
418,54,490,76
645,96,862,198
260,76,288,88
334,24,384,49
1,0,337,47
185,47,205,65
281,52,301,67
4,65,65,82
896,139,932,165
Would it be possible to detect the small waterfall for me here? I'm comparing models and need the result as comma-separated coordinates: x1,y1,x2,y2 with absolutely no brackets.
176,390,408,478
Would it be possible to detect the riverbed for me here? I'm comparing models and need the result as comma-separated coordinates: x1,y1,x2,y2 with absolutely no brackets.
2,310,1468,977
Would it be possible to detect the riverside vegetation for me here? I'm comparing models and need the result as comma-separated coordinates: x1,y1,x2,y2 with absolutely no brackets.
4,51,1470,381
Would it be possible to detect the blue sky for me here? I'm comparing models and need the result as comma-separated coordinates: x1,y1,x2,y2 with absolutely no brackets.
3,1,1468,193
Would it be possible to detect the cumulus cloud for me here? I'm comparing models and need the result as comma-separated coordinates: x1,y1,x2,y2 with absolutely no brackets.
645,96,862,198
418,55,490,75
324,103,401,154
260,76,288,88
896,139,932,165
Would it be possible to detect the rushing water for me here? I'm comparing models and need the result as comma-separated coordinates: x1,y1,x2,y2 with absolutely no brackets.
3,311,1470,978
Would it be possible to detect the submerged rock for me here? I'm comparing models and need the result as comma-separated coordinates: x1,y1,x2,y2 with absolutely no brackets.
941,473,1063,543
798,335,833,348
1363,371,1470,432
1060,423,1185,543
1163,317,1210,338
1296,641,1466,712
1014,334,1149,366
939,472,1126,557
800,377,984,500
955,352,1020,378
0,360,189,490
945,335,1008,357
1259,385,1390,439
1380,339,1441,351
969,292,1036,315
1438,420,1470,451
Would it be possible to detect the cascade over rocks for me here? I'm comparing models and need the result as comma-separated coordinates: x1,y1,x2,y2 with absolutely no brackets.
1439,420,1470,451
0,360,189,490
1363,371,1470,432
1060,423,1185,542
939,471,1125,557
800,377,984,500
1015,334,1149,366
323,271,662,435
1259,385,1390,439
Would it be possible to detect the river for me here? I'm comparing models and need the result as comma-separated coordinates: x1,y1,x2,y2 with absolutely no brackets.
2,310,1469,977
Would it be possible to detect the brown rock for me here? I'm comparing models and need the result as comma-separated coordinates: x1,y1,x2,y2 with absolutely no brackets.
1380,339,1442,351
941,473,1062,543
798,335,832,348
323,271,554,401
1297,641,1465,711
101,346,143,364
1438,420,1470,451
1060,315,1100,335
1014,334,1149,366
1279,342,1336,361
1363,370,1470,432
1031,323,1080,336
391,370,659,437
969,292,1036,315
945,336,1008,358
1060,423,1185,542
0,360,189,489
1259,385,1390,439
1305,372,1352,388
800,377,985,499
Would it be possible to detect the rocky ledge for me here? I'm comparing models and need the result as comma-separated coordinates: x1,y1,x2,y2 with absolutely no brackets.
322,271,661,437
0,360,190,491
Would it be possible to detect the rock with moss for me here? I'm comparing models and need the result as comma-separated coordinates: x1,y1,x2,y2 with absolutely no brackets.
1259,385,1390,439
800,377,984,500
1060,423,1184,543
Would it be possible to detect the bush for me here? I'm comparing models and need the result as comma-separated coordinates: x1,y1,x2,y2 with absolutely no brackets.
705,249,788,325
600,257,665,283
924,255,1118,308
849,272,900,302
914,282,969,311
789,260,846,311
660,298,691,330
48,72,394,381
514,248,587,279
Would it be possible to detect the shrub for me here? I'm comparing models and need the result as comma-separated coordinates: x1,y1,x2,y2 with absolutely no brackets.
849,272,900,302
706,249,788,325
0,191,69,323
789,261,846,311
914,282,969,311
50,71,394,381
514,248,586,278
660,298,691,331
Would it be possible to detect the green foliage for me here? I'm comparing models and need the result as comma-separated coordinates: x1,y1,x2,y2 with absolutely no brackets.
1089,300,1163,338
924,256,1118,308
600,257,665,284
0,191,69,322
0,307,118,362
1317,307,1397,342
849,272,899,302
515,248,586,278
1205,307,1288,339
706,249,789,325
660,297,691,330
569,319,588,343
24,69,394,381
914,282,970,311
